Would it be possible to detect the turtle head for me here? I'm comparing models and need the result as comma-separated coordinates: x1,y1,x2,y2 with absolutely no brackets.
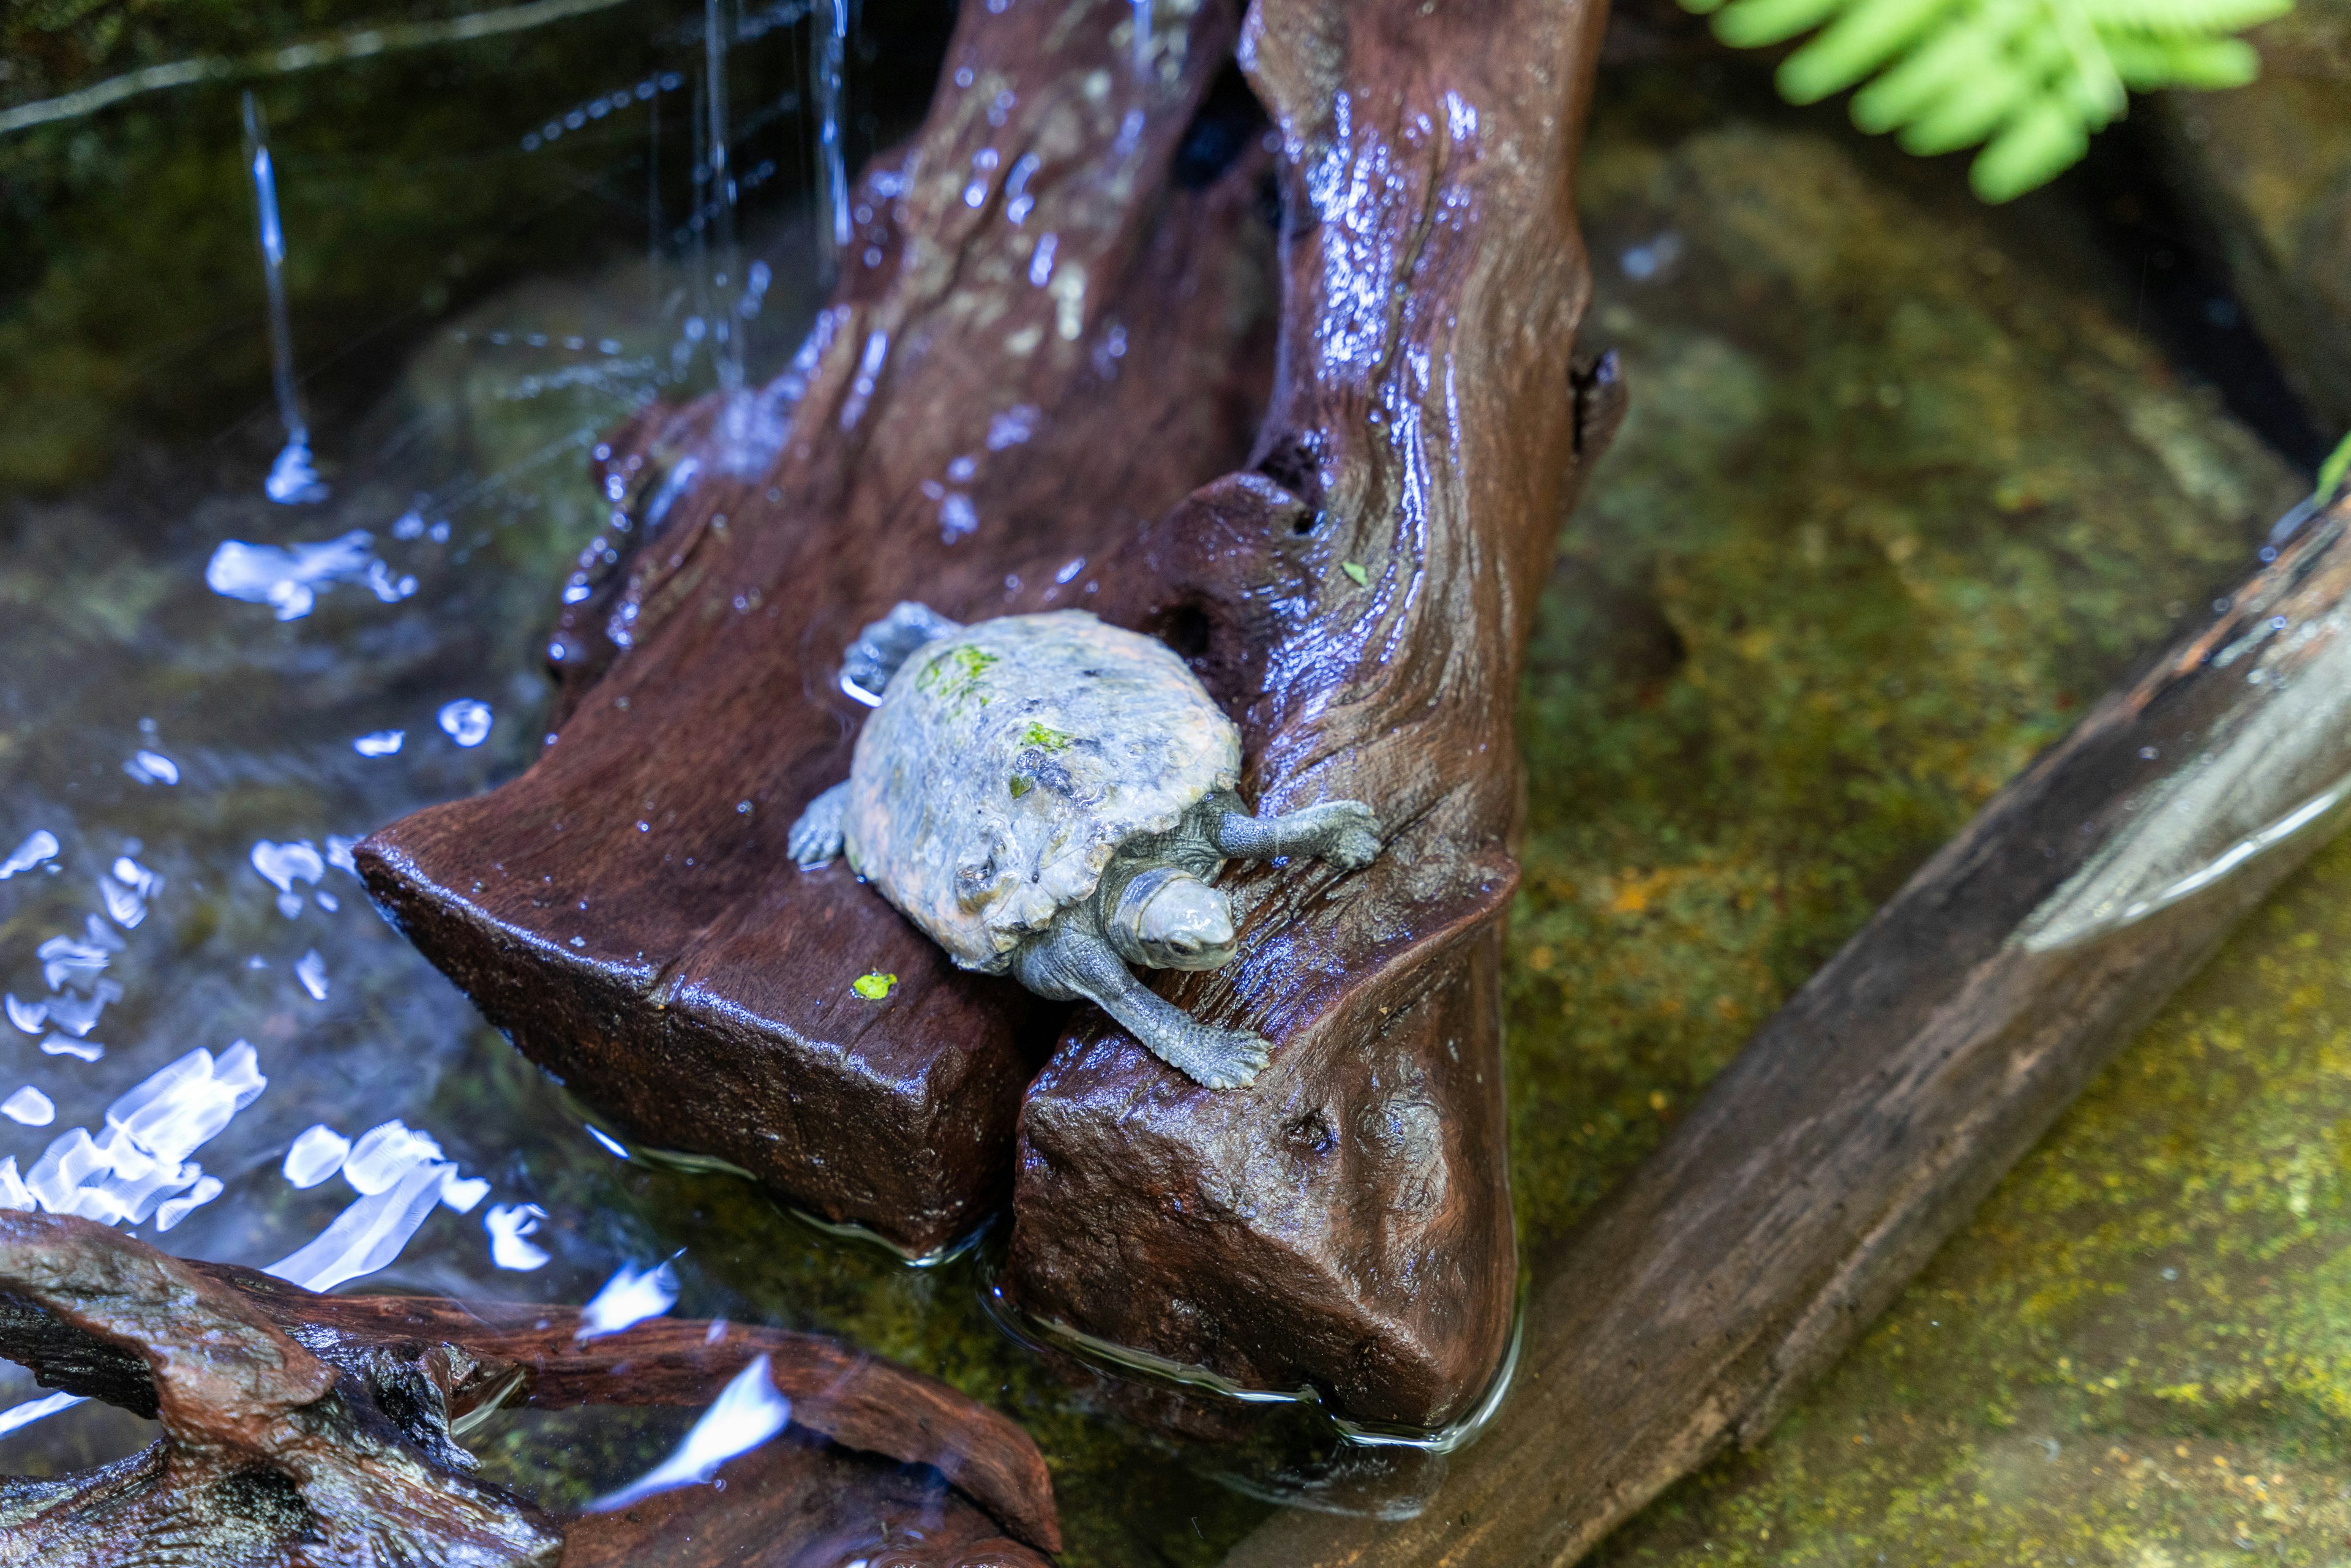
1108,866,1236,971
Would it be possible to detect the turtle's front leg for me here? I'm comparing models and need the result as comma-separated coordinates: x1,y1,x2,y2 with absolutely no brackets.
841,601,963,702
1013,920,1270,1089
787,781,851,867
1212,797,1382,871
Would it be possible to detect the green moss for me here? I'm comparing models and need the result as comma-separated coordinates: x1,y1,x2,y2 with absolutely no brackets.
915,643,999,712
1506,82,2300,1248
1507,75,2345,1567
1021,721,1074,752
1590,838,2351,1566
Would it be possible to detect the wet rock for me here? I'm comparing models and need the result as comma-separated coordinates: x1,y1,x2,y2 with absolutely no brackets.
2149,0,2351,432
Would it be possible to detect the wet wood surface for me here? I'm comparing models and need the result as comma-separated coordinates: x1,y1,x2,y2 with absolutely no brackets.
997,0,1619,1430
0,1214,1058,1564
359,0,1282,1259
1226,494,2351,1561
198,1261,1060,1553
360,0,1619,1431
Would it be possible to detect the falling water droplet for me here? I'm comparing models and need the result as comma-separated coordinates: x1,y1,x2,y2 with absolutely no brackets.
242,92,326,505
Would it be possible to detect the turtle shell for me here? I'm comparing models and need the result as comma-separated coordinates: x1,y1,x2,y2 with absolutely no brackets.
842,610,1240,972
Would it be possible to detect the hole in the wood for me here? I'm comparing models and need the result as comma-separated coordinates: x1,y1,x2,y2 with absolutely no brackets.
1171,60,1268,191
1254,431,1324,510
1161,604,1212,659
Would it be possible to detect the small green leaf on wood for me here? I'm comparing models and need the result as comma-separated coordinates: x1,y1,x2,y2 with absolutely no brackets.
1341,560,1370,587
2319,430,2351,505
853,971,897,1000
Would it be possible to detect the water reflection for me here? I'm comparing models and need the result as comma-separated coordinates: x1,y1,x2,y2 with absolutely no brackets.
0,2,1411,1553
585,1353,793,1511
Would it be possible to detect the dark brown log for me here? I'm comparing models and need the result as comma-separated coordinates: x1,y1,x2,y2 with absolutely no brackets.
992,0,1616,1434
190,1262,1060,1553
559,1431,1052,1568
0,1215,1059,1562
1223,492,2351,1561
356,0,1281,1258
0,1212,561,1567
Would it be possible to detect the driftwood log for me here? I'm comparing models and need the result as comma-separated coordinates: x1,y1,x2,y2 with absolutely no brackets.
1226,489,2351,1558
994,0,1614,1433
359,0,1617,1433
359,0,1277,1260
0,1213,1056,1565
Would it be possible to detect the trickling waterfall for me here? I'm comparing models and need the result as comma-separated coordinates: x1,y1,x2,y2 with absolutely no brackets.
703,0,745,396
241,92,326,505
813,0,852,277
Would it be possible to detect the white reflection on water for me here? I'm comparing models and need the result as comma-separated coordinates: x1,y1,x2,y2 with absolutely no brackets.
585,1354,792,1512
250,839,328,920
2,1089,54,1128
577,1258,680,1340
343,1120,446,1193
122,751,179,787
205,533,377,618
266,1158,459,1293
0,833,58,880
486,1202,553,1269
282,1124,351,1188
437,699,495,748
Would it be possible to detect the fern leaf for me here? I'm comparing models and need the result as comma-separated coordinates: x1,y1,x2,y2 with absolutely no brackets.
1679,0,2292,201
2106,32,2260,85
1779,0,1956,102
1971,97,2090,198
1712,0,1853,50
2080,0,2289,34
1849,20,2003,131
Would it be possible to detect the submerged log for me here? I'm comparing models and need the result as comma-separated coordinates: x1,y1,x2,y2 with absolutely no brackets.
358,0,1281,1259
0,1214,1057,1564
995,0,1618,1433
1226,488,2351,1558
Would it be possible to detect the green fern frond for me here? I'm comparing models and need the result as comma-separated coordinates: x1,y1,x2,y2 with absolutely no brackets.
1684,0,2293,201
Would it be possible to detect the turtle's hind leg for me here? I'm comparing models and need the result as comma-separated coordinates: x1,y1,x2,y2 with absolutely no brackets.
787,781,851,868
1212,797,1382,871
1014,921,1270,1089
841,601,964,702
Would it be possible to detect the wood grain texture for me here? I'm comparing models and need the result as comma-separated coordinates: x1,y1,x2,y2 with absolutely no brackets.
559,1429,1051,1568
993,0,1616,1433
0,1213,562,1568
356,0,1280,1258
192,1262,1060,1553
1224,498,2351,1561
0,1215,1059,1561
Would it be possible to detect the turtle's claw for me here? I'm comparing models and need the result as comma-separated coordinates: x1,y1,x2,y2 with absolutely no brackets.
789,782,850,868
1185,1028,1270,1090
1314,801,1383,871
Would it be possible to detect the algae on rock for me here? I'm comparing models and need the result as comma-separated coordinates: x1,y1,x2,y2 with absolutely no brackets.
1502,70,2344,1568
1509,74,2302,1249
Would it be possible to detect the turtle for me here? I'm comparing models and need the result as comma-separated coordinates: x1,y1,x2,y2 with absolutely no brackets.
787,602,1382,1089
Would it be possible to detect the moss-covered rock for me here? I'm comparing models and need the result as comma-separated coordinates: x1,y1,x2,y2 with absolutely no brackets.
2149,0,2351,435
1509,72,2301,1248
1510,69,2344,1568
1588,831,2351,1567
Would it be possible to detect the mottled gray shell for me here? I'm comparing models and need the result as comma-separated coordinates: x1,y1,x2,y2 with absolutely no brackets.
842,610,1240,972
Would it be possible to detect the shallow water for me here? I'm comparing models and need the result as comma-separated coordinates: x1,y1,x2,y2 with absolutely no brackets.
7,2,2349,1566
0,2,1296,1559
